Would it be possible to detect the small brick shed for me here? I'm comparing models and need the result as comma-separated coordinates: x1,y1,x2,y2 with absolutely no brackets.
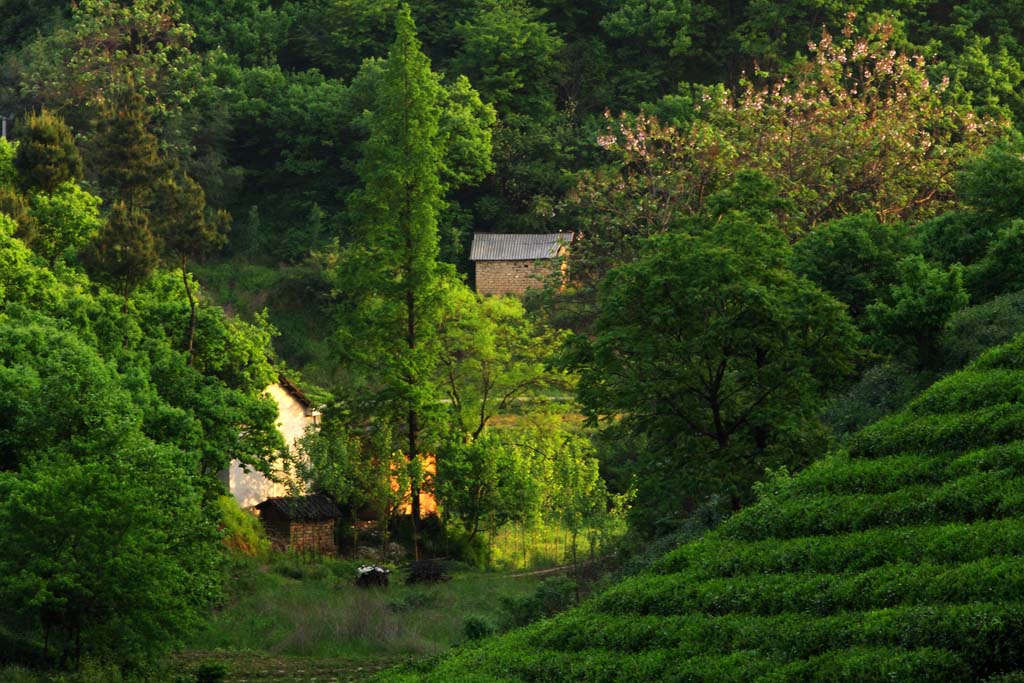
469,232,574,297
255,494,341,554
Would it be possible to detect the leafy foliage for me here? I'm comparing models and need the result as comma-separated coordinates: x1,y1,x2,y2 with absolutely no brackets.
568,22,1005,289
572,205,859,525
376,333,1024,683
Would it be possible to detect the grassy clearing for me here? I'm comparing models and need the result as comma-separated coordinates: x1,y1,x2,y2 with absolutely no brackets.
177,555,544,681
487,521,624,571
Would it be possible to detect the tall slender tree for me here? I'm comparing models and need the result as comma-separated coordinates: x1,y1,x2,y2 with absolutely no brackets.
336,5,448,554
150,166,227,364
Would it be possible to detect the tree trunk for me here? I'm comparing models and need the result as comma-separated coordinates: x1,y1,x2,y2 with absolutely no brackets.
407,281,421,560
408,407,421,561
182,254,197,366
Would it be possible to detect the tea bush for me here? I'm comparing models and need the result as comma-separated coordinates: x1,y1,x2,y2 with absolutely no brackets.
376,333,1024,682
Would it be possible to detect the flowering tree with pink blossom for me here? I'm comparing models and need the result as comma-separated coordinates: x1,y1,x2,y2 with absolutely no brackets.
568,17,1006,290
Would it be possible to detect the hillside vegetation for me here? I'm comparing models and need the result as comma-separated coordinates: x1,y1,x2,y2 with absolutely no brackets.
380,333,1024,683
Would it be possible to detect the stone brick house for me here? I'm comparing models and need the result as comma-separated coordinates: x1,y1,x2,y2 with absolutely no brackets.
469,232,574,297
255,494,342,553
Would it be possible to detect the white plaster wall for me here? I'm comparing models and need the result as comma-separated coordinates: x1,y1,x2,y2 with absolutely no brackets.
226,383,314,509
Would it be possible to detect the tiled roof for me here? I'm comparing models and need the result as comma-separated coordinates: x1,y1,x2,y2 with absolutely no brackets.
469,232,574,261
255,494,342,521
277,374,311,408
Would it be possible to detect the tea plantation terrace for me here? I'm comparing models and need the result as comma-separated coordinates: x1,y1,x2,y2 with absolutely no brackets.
377,333,1024,683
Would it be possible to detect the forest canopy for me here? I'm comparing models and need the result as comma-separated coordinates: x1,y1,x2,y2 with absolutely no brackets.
2,0,1024,678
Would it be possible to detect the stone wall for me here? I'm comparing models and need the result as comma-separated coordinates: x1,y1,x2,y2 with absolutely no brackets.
289,521,337,554
475,259,557,297
263,519,291,552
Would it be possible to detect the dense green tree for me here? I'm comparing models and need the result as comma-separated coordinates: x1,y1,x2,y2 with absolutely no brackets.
346,55,496,255
28,181,103,265
436,283,569,439
126,271,283,478
150,167,229,364
792,213,911,321
0,316,220,669
437,416,616,566
181,0,291,67
452,1,564,119
0,186,37,245
965,220,1024,302
225,65,361,260
88,89,165,210
868,255,969,368
18,0,205,127
916,137,1024,272
0,214,61,315
0,0,68,56
956,135,1024,222
13,110,82,194
335,5,450,543
0,137,17,186
572,210,859,522
332,7,493,548
282,0,400,79
600,0,695,104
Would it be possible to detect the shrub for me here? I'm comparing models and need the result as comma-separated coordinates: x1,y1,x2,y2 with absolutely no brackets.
216,496,270,559
907,370,1024,415
848,404,1024,458
655,517,1024,578
463,616,497,641
194,661,227,683
500,577,578,628
720,470,1024,540
941,292,1024,370
824,362,934,437
594,556,1024,617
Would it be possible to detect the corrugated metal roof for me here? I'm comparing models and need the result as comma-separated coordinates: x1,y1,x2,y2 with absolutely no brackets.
469,232,574,261
255,494,342,521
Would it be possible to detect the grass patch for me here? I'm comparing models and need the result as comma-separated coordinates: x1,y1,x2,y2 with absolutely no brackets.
187,557,542,662
487,520,626,571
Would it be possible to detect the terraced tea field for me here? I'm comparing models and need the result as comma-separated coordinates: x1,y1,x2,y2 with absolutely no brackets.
379,335,1024,682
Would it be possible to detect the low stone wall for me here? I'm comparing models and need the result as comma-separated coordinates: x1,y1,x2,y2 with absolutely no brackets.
475,259,556,297
263,519,291,552
289,520,336,554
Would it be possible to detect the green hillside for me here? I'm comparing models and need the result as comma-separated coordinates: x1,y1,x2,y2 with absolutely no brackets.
380,334,1024,683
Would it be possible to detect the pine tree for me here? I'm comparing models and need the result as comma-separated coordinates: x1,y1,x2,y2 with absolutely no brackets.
89,88,165,210
13,110,83,194
83,201,159,304
150,166,227,364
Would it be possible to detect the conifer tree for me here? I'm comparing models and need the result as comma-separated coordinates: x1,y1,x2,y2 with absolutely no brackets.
150,166,227,364
13,110,83,194
89,88,165,210
83,201,159,304
338,4,448,550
